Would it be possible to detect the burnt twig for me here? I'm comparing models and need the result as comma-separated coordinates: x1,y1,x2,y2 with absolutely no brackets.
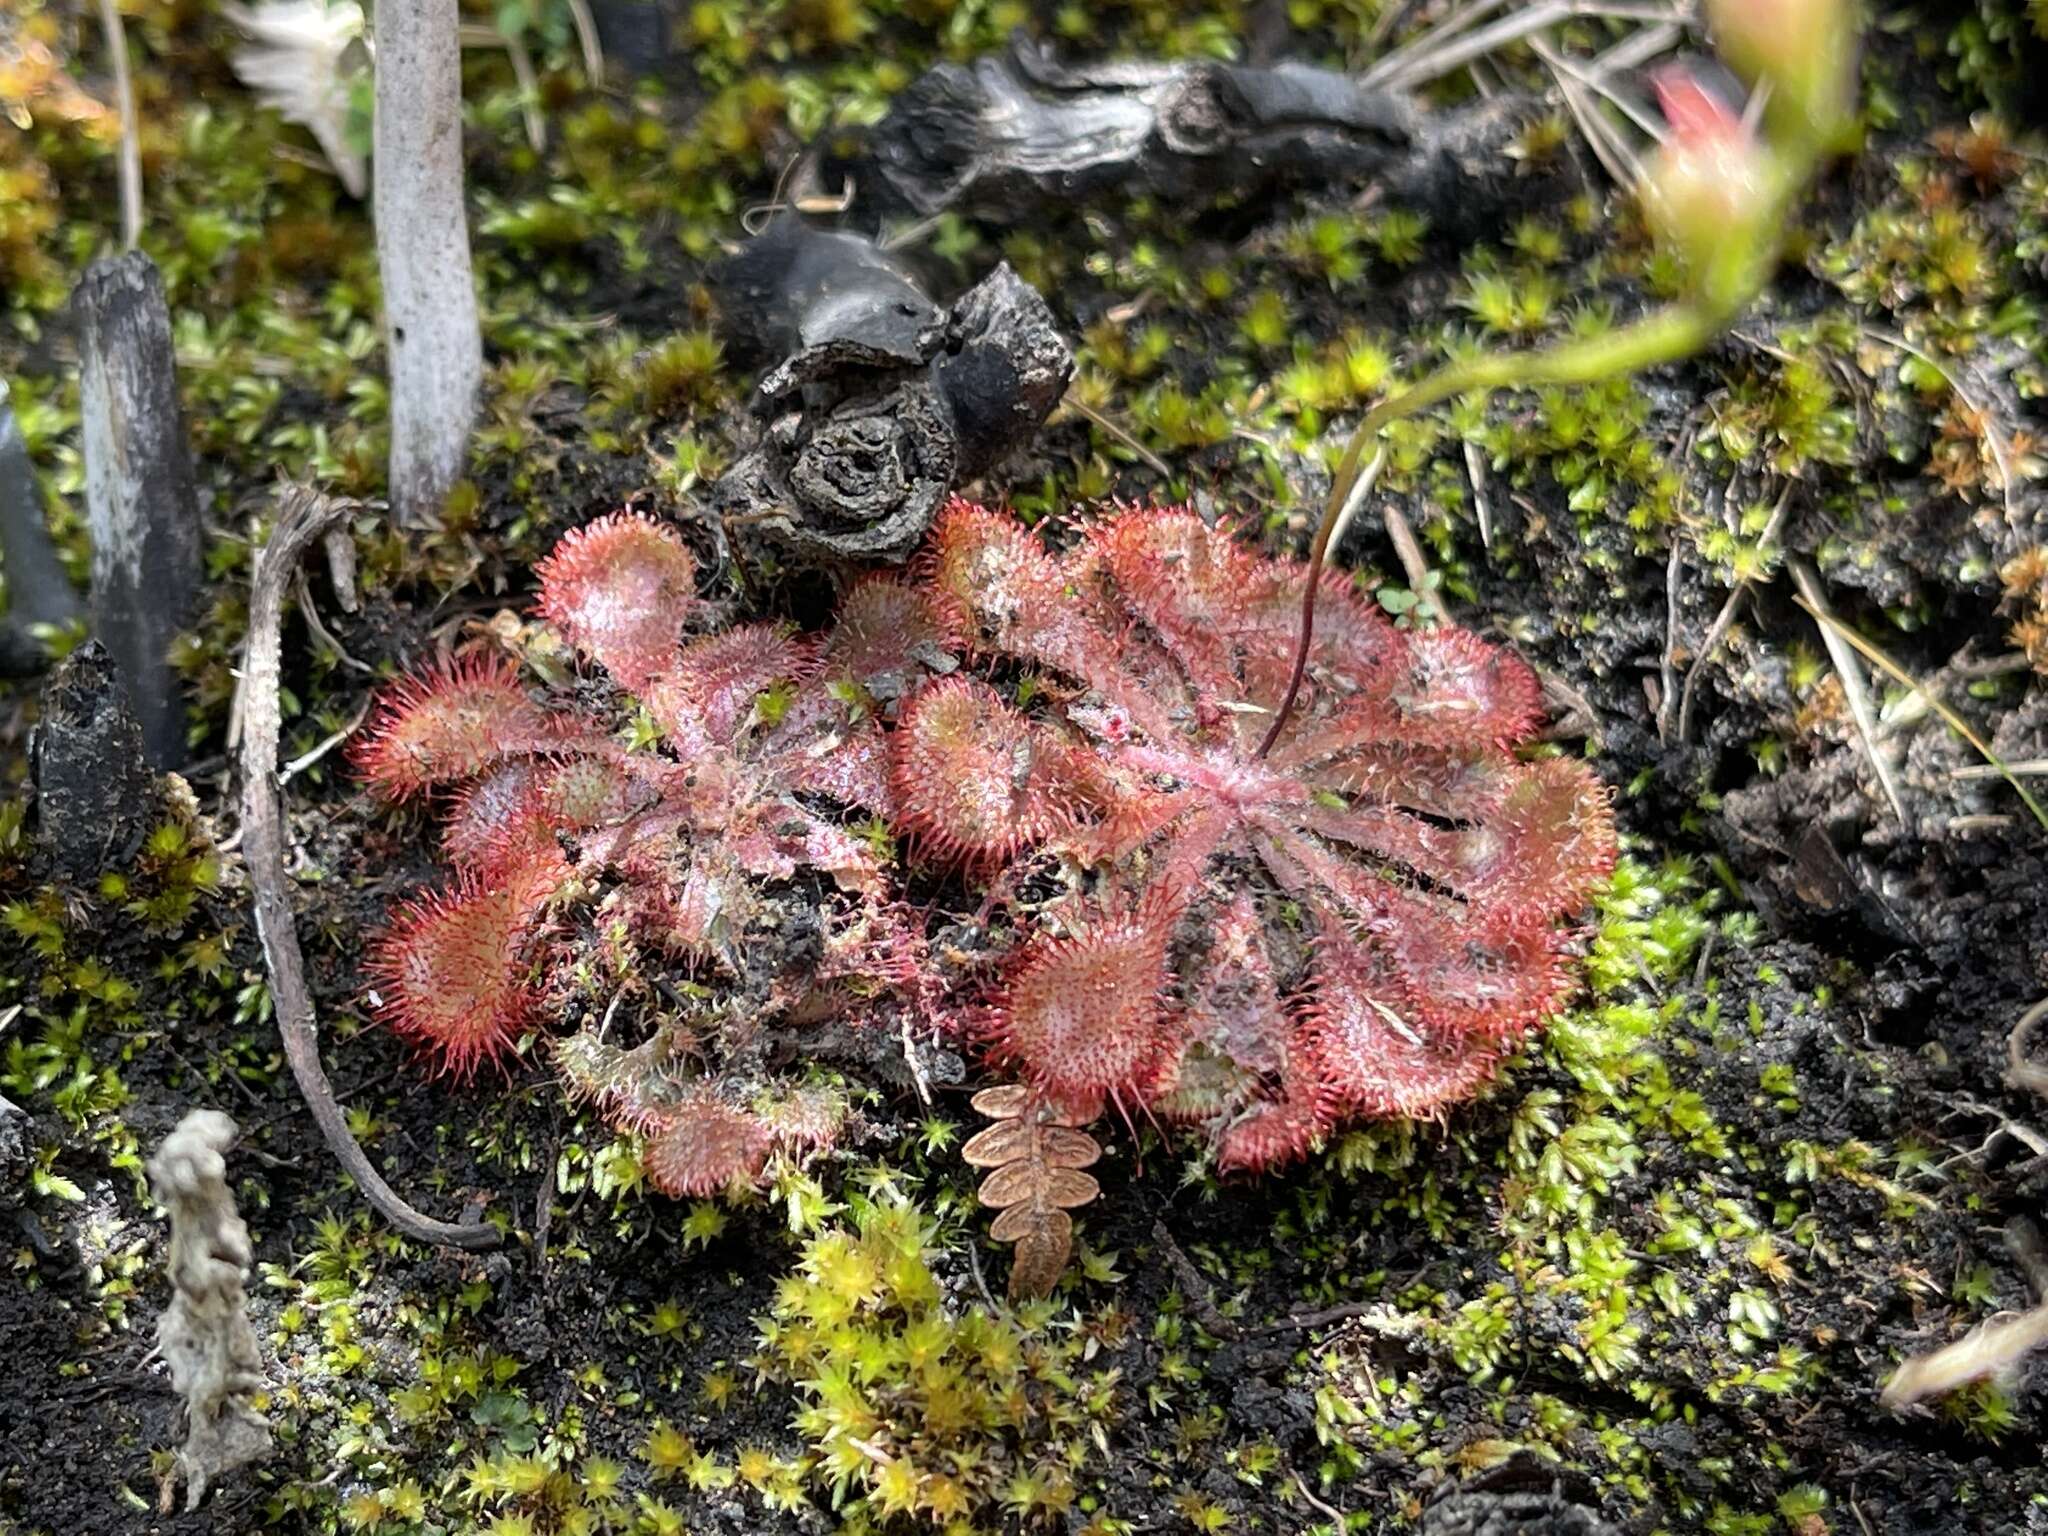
238,484,500,1250
856,35,1414,220
711,220,1070,565
849,36,1573,243
1151,1219,1240,1339
75,252,202,766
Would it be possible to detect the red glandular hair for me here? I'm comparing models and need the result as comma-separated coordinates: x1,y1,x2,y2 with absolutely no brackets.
891,499,1616,1172
355,513,945,1189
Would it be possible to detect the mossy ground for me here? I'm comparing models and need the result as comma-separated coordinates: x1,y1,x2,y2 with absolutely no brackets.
5,2,2048,1533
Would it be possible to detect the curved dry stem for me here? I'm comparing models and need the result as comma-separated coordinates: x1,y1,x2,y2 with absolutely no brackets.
238,484,502,1250
1256,305,1712,760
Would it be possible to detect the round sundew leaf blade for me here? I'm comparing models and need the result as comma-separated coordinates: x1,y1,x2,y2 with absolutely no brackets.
534,512,701,691
355,655,555,800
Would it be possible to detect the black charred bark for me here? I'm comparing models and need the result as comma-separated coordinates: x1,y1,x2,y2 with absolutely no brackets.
855,36,1412,218
714,220,944,381
74,252,202,768
710,220,1071,566
846,36,1572,245
1419,1456,1622,1536
30,641,164,883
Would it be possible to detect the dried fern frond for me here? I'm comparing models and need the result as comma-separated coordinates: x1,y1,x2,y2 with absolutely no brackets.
962,1084,1101,1299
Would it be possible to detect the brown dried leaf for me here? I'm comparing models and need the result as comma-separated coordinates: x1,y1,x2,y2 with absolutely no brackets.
1037,1127,1103,1168
988,1203,1048,1243
1040,1166,1101,1205
977,1162,1100,1209
1007,1219,1074,1302
961,1117,1033,1167
971,1084,1031,1119
967,1081,1104,1299
972,1083,1091,1127
963,1119,1102,1170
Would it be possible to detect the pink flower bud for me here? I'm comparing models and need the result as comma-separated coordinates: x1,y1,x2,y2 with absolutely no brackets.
1706,0,1856,147
1641,72,1779,300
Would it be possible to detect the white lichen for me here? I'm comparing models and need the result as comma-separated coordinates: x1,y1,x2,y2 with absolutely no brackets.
149,1110,271,1510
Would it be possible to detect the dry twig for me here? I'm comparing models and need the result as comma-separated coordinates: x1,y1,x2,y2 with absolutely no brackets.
458,24,545,151
1325,444,1390,577
1792,593,2048,832
1369,0,1688,91
239,484,500,1250
564,0,603,83
1064,392,1173,479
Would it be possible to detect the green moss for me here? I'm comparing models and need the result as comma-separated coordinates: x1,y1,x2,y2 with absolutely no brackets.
758,1188,1119,1529
1459,266,1564,338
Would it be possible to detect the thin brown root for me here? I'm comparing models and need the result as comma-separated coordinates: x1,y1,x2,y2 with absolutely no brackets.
1152,1219,1240,1340
965,1233,999,1313
293,566,372,673
240,484,501,1251
1063,392,1173,480
1294,1473,1349,1529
